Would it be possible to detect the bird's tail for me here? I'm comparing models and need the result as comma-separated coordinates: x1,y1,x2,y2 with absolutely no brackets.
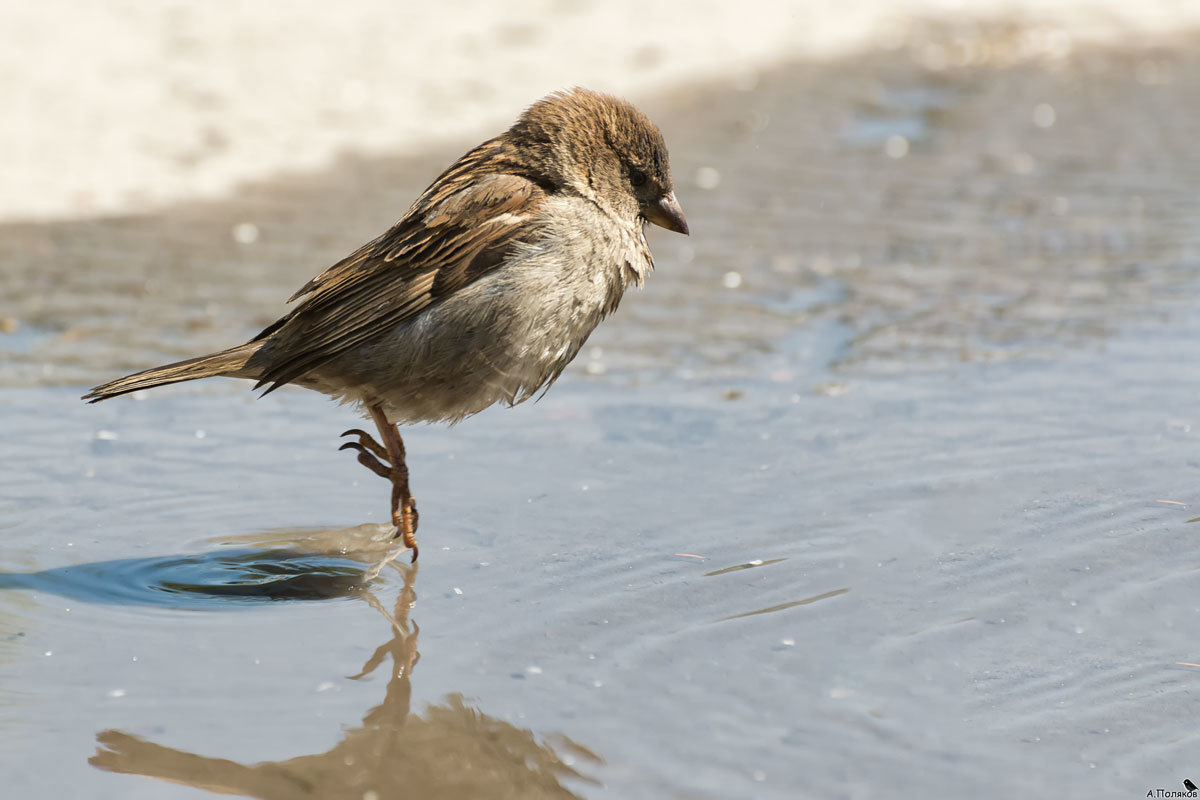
82,342,262,402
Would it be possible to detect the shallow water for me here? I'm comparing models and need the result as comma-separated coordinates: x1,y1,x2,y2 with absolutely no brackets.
4,22,1200,800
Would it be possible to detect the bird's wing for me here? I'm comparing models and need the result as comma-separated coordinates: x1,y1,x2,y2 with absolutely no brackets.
250,167,547,393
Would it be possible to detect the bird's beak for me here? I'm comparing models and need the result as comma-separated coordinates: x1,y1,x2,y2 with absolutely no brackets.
644,192,689,235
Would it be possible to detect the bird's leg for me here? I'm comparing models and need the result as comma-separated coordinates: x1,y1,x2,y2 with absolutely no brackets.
338,429,392,479
367,403,419,562
338,422,419,559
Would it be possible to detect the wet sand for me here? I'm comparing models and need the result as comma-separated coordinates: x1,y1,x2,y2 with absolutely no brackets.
4,20,1200,800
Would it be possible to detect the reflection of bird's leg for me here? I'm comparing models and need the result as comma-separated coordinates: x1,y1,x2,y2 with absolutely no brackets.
351,563,419,682
366,404,419,562
392,563,420,678
350,590,403,681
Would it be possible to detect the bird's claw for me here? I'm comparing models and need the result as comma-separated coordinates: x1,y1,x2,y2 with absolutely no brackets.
339,441,393,480
340,428,389,460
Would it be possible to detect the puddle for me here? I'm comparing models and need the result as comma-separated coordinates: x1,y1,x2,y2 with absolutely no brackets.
87,566,601,799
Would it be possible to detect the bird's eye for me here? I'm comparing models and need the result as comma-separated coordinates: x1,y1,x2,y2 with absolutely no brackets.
629,168,647,188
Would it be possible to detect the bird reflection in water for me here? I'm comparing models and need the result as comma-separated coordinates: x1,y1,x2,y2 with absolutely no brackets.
89,553,602,799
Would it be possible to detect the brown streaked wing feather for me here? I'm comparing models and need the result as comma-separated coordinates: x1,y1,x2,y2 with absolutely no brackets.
251,169,546,393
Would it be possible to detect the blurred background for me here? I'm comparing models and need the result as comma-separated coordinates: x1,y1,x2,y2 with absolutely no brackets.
5,0,1200,383
4,2,1200,798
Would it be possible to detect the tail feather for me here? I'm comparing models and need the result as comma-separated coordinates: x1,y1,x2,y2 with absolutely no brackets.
82,342,262,402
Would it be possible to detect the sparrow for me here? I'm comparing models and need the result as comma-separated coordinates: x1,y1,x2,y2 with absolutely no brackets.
84,88,689,561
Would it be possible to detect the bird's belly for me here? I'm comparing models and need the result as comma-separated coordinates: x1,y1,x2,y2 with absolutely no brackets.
307,242,632,424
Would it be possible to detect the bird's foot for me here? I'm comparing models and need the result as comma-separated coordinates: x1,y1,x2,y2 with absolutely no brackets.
341,422,419,562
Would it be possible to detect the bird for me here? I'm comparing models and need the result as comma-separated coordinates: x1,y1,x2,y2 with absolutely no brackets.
84,88,689,561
